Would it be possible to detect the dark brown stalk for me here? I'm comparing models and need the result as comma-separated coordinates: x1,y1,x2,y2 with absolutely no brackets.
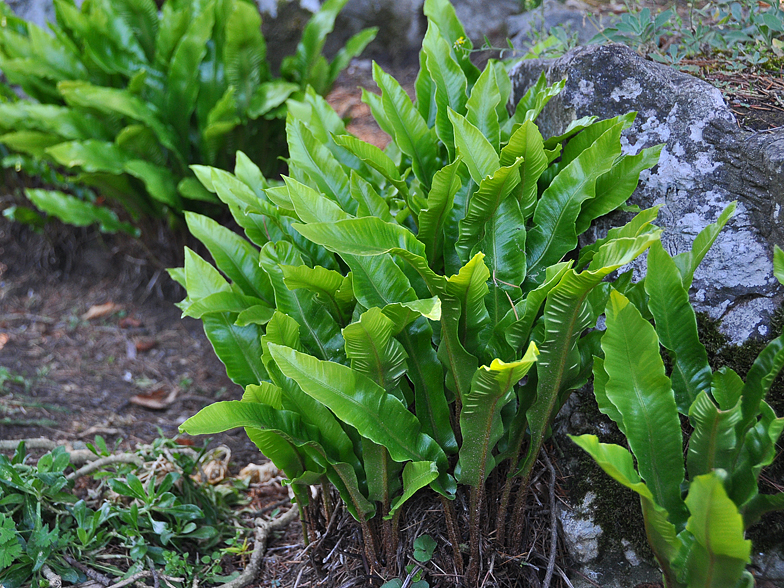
357,514,379,572
382,498,396,575
465,484,483,585
321,481,333,522
440,494,464,576
510,466,534,548
494,439,526,547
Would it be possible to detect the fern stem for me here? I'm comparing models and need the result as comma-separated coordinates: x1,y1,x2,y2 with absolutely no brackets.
440,494,463,576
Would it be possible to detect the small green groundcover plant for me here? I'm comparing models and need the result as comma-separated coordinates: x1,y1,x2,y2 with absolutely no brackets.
573,209,784,588
172,0,665,581
0,0,375,234
588,0,784,70
0,437,247,588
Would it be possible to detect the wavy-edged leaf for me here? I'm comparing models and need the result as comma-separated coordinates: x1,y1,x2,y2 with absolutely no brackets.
466,65,501,152
57,81,178,156
25,189,138,235
182,246,231,301
506,72,564,131
673,202,737,289
124,159,180,207
457,345,538,487
577,205,662,270
268,344,449,473
687,392,742,479
501,262,571,353
415,50,437,128
561,113,636,168
350,172,394,222
737,333,784,441
525,123,623,283
419,158,463,266
448,107,497,185
601,290,688,528
334,133,408,196
155,1,189,70
423,0,480,85
711,367,745,412
185,212,273,304
248,80,299,119
501,120,547,220
646,240,712,413
46,140,129,174
576,145,662,234
328,25,377,88
236,305,276,327
741,492,784,529
286,115,354,214
166,2,215,144
223,0,266,113
281,264,353,326
382,297,442,333
517,233,660,482
182,291,268,319
343,308,408,402
731,401,784,507
373,62,438,188
683,472,751,588
387,460,439,519
0,103,110,141
0,131,63,158
570,434,682,576
260,241,344,362
202,313,266,388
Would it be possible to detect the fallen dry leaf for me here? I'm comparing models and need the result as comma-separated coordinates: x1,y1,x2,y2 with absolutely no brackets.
134,338,157,352
128,386,177,410
239,462,281,485
119,316,142,329
81,302,121,321
0,333,8,351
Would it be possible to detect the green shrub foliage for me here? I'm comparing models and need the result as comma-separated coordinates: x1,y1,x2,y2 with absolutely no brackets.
573,209,784,588
0,0,375,233
174,0,662,580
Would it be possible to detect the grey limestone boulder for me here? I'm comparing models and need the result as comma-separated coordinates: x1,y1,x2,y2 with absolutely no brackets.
4,0,55,29
509,44,784,344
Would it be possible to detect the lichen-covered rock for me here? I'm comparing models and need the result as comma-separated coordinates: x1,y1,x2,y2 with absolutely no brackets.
558,492,602,563
509,44,784,344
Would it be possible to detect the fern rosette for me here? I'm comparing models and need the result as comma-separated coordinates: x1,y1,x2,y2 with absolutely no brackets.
174,0,663,580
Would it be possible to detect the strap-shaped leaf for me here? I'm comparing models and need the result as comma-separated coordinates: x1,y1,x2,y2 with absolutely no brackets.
737,333,784,442
182,247,231,300
591,357,624,429
333,133,408,197
24,189,138,236
185,212,274,304
124,159,180,207
166,2,215,145
437,294,479,403
525,123,623,283
223,0,266,113
343,307,408,400
281,264,353,326
288,0,347,88
673,202,737,289
327,27,378,89
561,112,636,167
236,305,275,327
373,62,438,188
398,317,457,455
387,461,439,519
505,72,564,132
501,262,571,353
500,120,547,220
361,88,397,139
577,205,662,270
350,172,394,223
423,21,467,159
154,1,189,70
517,233,659,481
418,158,463,265
415,51,437,128
208,166,264,213
247,80,299,119
576,144,662,234
202,313,266,388
423,0,480,86
741,491,784,528
448,107,498,185
286,116,354,214
259,241,345,362
46,140,129,174
268,344,448,471
687,391,742,479
646,240,712,413
683,472,751,588
466,65,501,152
570,434,682,581
457,345,538,487
456,159,523,264
446,253,491,356
601,290,688,528
181,291,269,319
711,367,745,412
